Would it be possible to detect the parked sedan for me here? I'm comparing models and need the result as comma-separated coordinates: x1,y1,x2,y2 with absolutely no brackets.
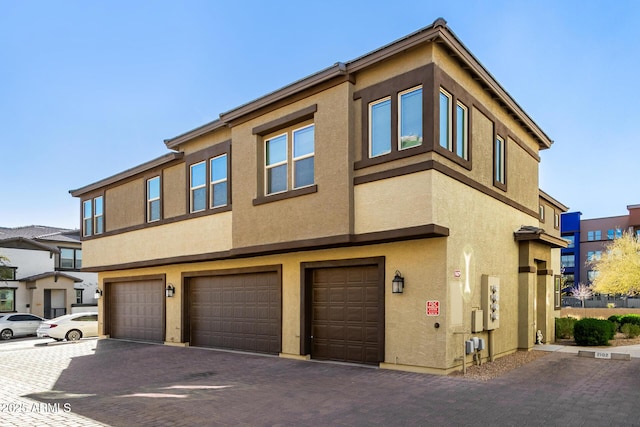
0,313,46,340
36,312,98,341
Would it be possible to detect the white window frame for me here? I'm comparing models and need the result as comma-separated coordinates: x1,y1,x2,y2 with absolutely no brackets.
455,100,468,159
190,161,207,213
292,124,315,190
439,88,453,151
398,86,423,151
265,133,289,195
147,176,161,222
93,196,104,235
210,154,228,208
369,97,392,158
83,200,92,237
495,135,505,185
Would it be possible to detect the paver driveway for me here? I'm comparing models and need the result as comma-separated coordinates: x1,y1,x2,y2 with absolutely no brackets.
1,338,639,426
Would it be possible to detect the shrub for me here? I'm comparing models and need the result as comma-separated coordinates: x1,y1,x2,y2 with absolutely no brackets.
573,318,615,346
556,317,578,339
608,314,623,324
621,323,640,339
619,314,640,327
607,303,616,309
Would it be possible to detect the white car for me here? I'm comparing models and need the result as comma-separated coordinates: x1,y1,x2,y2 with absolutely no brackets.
37,312,98,341
0,313,46,340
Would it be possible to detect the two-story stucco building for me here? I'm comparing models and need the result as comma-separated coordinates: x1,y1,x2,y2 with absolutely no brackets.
70,19,567,374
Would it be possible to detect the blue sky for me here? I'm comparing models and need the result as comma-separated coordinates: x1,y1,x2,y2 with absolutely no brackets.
1,1,639,229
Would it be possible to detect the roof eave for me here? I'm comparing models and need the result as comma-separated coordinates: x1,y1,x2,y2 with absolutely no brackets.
69,152,184,197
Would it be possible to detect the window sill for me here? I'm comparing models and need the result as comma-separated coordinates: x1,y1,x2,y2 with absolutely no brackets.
253,185,318,206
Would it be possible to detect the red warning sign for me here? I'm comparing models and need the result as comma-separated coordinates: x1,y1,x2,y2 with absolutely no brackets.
426,300,440,316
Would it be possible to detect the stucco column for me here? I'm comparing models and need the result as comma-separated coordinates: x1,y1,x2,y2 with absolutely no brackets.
518,267,536,350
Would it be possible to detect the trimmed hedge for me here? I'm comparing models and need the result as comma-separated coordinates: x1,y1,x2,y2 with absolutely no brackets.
608,314,624,324
621,323,640,338
556,317,578,339
620,314,640,327
573,318,615,346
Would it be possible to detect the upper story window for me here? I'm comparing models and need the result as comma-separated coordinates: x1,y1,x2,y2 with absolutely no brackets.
439,87,469,161
399,86,423,150
563,235,575,248
210,154,228,208
0,266,16,281
494,135,506,186
83,196,104,237
587,230,601,241
147,176,161,222
265,124,315,195
187,142,231,213
190,161,207,213
561,254,575,268
369,86,423,158
59,248,82,270
539,204,545,222
554,212,560,229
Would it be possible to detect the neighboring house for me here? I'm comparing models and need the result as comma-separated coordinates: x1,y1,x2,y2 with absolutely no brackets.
0,225,98,318
70,19,566,374
560,205,640,306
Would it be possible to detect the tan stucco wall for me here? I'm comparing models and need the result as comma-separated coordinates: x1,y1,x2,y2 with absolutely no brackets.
82,213,232,268
354,170,434,234
230,82,353,247
106,178,144,231
163,163,186,219
26,277,77,318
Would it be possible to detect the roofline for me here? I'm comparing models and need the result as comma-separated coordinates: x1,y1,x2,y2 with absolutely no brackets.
69,152,184,197
164,119,226,149
163,18,552,150
0,237,59,254
19,271,83,283
539,189,569,212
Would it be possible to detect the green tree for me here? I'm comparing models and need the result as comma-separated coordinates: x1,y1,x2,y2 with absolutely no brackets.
592,232,640,295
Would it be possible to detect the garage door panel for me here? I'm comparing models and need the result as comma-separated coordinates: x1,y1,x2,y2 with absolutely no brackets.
311,265,382,365
109,280,164,343
189,271,281,354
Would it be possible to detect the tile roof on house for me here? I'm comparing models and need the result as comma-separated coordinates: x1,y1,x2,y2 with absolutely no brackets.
0,225,79,242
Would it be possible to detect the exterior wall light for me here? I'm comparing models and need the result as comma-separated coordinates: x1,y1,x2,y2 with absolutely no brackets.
165,284,175,298
392,270,404,294
94,288,103,299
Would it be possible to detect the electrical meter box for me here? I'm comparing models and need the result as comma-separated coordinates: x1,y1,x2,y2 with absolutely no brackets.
481,275,500,330
471,310,484,332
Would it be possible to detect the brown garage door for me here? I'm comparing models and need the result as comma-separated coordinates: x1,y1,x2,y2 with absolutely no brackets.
109,279,164,342
188,271,281,354
312,265,382,365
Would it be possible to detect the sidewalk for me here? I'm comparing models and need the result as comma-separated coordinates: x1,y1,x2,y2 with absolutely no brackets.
536,342,640,358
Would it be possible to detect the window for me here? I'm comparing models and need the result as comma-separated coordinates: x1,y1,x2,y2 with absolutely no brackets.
0,288,15,312
455,101,468,158
147,176,161,222
561,254,575,268
439,89,452,151
539,205,545,221
554,276,561,310
83,196,103,237
563,274,575,289
495,135,505,185
586,251,602,262
616,228,622,239
59,248,82,270
554,213,560,229
369,98,391,157
190,161,207,212
210,154,228,208
75,289,83,304
607,229,614,240
587,230,601,241
0,266,16,281
265,124,315,195
563,235,575,248
399,87,423,150
587,270,598,283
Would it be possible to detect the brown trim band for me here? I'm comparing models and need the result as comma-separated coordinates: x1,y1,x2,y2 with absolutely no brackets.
519,266,536,273
80,223,449,272
538,269,554,276
253,185,318,206
354,159,539,219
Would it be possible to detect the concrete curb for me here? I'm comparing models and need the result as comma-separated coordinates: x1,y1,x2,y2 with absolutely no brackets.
577,350,631,360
